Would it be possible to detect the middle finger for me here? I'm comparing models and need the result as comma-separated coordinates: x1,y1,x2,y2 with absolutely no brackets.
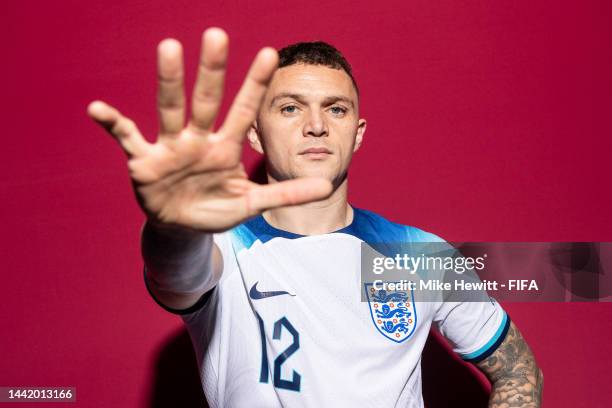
189,27,228,133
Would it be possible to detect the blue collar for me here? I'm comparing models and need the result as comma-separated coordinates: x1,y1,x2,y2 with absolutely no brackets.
244,206,364,242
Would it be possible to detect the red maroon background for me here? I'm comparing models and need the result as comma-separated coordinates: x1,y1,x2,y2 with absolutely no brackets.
1,1,611,407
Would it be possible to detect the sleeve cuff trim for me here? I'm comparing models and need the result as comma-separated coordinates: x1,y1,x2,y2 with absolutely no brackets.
461,311,511,363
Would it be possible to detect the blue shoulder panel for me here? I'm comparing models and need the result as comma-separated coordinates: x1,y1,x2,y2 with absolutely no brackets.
341,208,441,243
231,223,259,252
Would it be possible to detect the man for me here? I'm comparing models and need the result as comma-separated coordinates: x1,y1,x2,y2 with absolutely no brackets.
88,27,543,407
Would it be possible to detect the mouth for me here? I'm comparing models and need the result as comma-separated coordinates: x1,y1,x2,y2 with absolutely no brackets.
299,147,332,159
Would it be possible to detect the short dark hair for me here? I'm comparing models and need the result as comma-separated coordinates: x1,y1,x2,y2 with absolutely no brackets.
278,41,359,96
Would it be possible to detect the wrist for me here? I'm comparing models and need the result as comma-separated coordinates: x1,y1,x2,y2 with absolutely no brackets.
143,217,205,240
141,219,212,265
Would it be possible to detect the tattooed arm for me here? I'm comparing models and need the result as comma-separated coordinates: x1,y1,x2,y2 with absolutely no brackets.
476,322,544,407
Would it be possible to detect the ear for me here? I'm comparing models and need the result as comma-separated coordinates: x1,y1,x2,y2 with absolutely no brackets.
247,121,264,154
353,118,367,152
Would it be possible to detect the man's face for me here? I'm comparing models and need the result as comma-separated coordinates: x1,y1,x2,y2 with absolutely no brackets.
249,63,366,186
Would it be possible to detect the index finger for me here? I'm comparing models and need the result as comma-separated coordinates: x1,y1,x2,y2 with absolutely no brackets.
218,47,278,142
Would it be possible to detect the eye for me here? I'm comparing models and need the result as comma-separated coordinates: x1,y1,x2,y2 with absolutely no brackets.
281,105,299,114
329,105,348,116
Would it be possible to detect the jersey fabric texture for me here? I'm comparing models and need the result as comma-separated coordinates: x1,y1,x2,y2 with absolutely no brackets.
154,208,509,407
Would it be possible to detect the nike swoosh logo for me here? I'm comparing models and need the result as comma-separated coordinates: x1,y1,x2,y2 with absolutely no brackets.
249,281,296,300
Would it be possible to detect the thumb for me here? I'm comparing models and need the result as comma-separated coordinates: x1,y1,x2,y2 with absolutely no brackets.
246,178,333,214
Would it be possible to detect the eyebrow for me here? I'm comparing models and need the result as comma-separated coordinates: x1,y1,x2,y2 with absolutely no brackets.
270,92,355,109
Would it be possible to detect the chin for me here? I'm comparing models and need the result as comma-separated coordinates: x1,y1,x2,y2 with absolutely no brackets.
294,168,348,189
293,166,336,181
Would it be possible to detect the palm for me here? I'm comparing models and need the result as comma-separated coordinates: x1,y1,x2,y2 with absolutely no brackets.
88,28,331,232
130,127,246,230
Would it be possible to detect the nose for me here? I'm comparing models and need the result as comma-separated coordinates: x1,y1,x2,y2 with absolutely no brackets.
303,110,328,137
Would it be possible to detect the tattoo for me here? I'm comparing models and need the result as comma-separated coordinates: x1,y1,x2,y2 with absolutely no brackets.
476,322,544,407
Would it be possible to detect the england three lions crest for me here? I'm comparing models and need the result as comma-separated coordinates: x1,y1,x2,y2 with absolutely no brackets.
364,283,417,343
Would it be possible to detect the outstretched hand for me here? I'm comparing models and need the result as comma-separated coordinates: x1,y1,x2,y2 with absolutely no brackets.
88,28,332,232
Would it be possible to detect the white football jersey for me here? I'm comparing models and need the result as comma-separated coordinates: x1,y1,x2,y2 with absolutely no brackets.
156,208,509,407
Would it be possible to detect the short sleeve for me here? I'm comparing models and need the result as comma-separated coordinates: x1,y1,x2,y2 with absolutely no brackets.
411,229,511,363
434,297,510,363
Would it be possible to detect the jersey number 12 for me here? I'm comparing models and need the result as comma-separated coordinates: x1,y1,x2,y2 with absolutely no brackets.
257,314,301,392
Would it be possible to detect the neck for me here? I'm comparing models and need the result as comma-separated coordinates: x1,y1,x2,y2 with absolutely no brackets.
262,177,352,236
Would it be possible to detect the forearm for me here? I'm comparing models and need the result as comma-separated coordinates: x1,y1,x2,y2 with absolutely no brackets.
141,220,217,295
478,323,544,407
488,368,543,407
